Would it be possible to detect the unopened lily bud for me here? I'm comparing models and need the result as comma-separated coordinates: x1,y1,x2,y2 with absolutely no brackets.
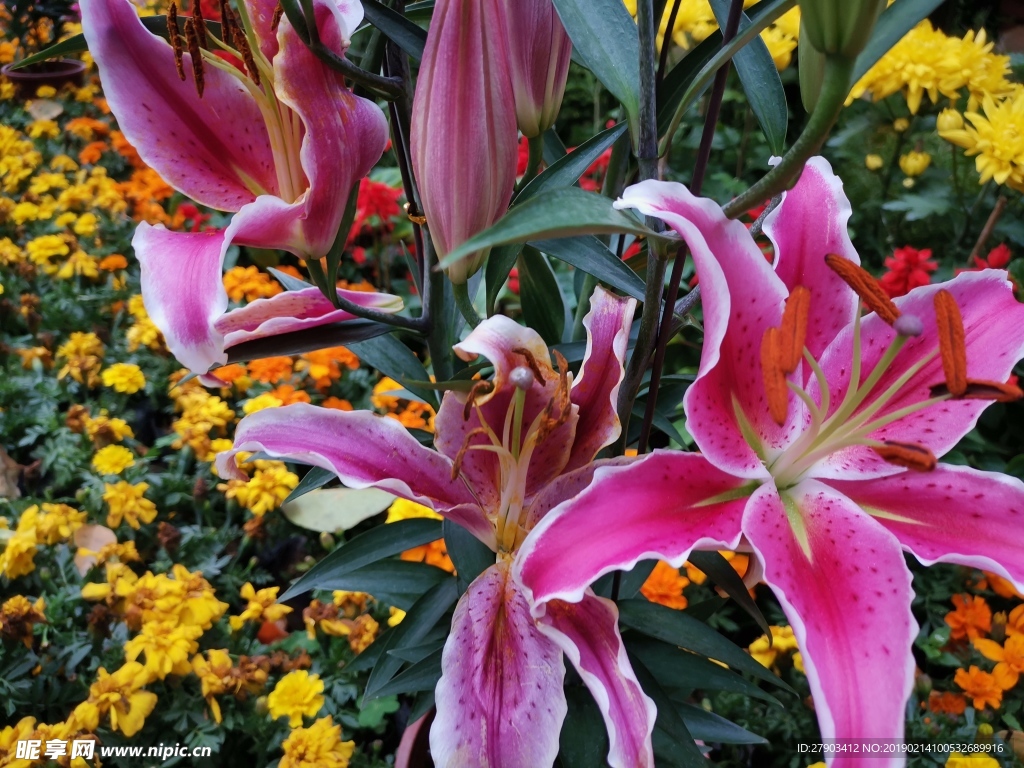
798,0,886,59
411,0,518,284
509,366,535,391
500,0,572,137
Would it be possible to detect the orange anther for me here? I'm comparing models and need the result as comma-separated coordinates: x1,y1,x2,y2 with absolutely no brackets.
168,3,186,82
760,327,788,426
825,254,901,325
931,379,1023,403
779,286,810,374
933,290,968,397
873,441,937,472
183,19,205,98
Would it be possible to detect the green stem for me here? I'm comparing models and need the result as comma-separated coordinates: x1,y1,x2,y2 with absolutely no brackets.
518,134,545,190
723,54,855,219
453,281,483,329
426,239,453,382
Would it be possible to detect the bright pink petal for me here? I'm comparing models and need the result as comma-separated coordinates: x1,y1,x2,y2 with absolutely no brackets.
431,561,566,768
516,451,748,605
616,181,796,478
811,270,1024,479
539,593,656,768
216,286,403,349
831,465,1024,590
80,0,277,210
743,480,916,762
453,315,557,397
763,156,860,361
523,456,636,531
215,403,494,546
563,287,636,474
274,21,389,257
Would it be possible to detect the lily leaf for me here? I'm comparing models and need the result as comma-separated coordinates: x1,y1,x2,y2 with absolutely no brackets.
226,320,391,363
515,121,628,203
369,648,443,698
518,247,568,346
362,0,426,61
349,333,439,410
283,467,337,504
687,550,770,636
532,236,646,302
484,242,525,316
443,519,495,594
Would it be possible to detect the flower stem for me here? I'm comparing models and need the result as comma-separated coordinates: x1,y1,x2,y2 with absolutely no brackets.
453,281,483,329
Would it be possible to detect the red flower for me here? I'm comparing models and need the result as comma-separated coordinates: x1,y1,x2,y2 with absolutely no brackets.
622,241,642,261
507,267,520,294
516,135,531,177
977,243,1012,270
880,246,937,298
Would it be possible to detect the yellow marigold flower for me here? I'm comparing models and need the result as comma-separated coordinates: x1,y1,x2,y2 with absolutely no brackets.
103,481,157,529
73,211,99,236
388,607,405,627
371,377,405,410
83,411,135,445
899,150,931,177
170,564,228,629
124,620,203,679
92,445,136,476
27,119,60,139
268,670,325,727
192,649,234,724
55,249,100,279
748,625,800,669
28,171,69,196
50,153,79,172
385,498,442,523
279,716,355,768
243,392,285,414
230,583,292,631
11,201,40,224
223,265,283,302
347,614,379,654
945,753,1000,768
34,502,86,544
58,331,103,359
225,466,299,516
0,237,20,266
101,362,146,394
127,316,164,351
0,595,45,647
0,507,41,579
25,234,70,264
78,539,141,567
70,662,157,737
640,561,690,610
75,84,98,101
35,85,57,98
865,154,884,171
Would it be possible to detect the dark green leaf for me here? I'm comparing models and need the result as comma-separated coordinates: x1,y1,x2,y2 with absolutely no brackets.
532,236,646,302
678,702,768,744
386,640,444,664
280,519,443,601
485,243,525,315
852,0,946,83
618,560,658,599
283,467,336,505
617,598,793,691
438,188,664,270
630,655,707,768
630,402,685,445
516,122,628,203
687,551,769,637
226,320,391,363
301,560,448,609
364,580,459,701
362,0,426,61
268,267,313,292
409,689,436,723
518,247,567,345
443,519,495,594
708,0,788,155
551,0,640,125
558,687,611,768
349,334,439,409
542,128,568,165
371,648,443,698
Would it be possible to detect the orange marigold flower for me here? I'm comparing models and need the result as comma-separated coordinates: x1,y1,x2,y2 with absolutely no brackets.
401,539,454,573
78,141,107,165
945,594,992,640
973,634,1024,690
268,384,311,406
981,571,1024,599
1007,604,1024,637
98,254,128,271
210,363,247,384
65,117,110,141
640,561,690,610
247,356,293,384
111,130,143,167
298,346,360,389
223,265,282,303
927,690,967,716
954,665,1004,709
322,397,353,411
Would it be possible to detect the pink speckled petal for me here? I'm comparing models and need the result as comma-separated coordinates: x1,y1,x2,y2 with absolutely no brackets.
81,0,277,210
431,560,566,768
616,181,797,478
763,157,860,362
539,592,656,768
811,270,1024,479
515,451,748,606
274,19,389,257
832,465,1024,591
523,456,636,530
563,287,636,473
744,480,916,764
215,403,493,547
452,315,557,398
217,286,402,349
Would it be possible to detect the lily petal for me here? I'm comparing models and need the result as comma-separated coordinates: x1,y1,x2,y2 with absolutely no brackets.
523,456,636,531
539,593,656,768
812,270,1024,479
215,403,494,546
274,19,389,257
763,156,860,361
832,464,1024,590
744,480,916,764
516,451,748,606
453,315,557,398
616,181,795,478
563,287,636,474
216,286,403,349
431,560,566,768
81,0,278,210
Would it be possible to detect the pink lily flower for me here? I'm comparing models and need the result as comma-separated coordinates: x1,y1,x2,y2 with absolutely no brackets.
216,288,656,768
517,157,1024,764
81,0,396,383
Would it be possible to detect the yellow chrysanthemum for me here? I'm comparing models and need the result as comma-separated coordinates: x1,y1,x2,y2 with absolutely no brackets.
940,89,1024,190
267,670,325,728
124,621,203,679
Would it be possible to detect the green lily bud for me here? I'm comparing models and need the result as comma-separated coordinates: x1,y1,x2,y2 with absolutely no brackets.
798,32,827,112
798,0,887,58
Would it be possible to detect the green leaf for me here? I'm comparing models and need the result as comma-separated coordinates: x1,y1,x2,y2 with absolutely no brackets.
303,560,448,609
485,242,525,315
618,560,658,599
532,236,646,302
617,598,793,692
558,687,611,768
678,702,768,744
708,0,788,155
349,334,439,410
551,0,640,126
370,648,443,698
283,467,336,504
226,320,391,363
515,122,628,203
629,655,707,768
852,0,946,83
517,247,567,346
281,488,394,533
386,640,444,664
280,518,442,601
443,519,495,594
364,579,459,701
630,403,685,445
438,188,664,271
357,695,400,729
686,551,770,637
362,0,426,61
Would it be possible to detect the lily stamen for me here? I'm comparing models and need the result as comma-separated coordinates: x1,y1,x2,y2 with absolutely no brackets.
934,289,968,396
168,3,185,81
825,254,901,325
183,19,205,97
779,286,810,373
760,326,789,426
872,441,938,472
931,379,1024,401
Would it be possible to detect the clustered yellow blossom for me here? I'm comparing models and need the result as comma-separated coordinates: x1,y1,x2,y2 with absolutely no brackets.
169,373,236,460
267,670,326,727
279,716,355,768
56,331,104,386
191,649,268,723
229,582,292,631
939,91,1024,192
103,480,157,529
386,498,455,572
70,661,157,737
0,503,85,579
92,444,136,475
219,464,299,516
125,294,165,352
748,625,804,673
101,361,146,393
